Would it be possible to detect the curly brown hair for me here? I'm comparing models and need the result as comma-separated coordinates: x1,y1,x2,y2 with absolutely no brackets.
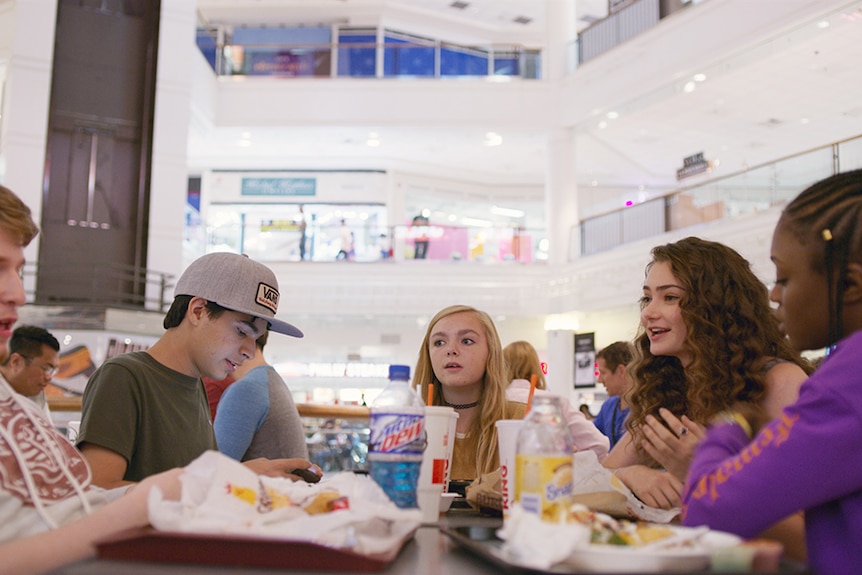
626,237,808,463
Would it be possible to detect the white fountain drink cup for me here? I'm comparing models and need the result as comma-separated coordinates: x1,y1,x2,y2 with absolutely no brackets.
495,419,524,521
418,406,457,523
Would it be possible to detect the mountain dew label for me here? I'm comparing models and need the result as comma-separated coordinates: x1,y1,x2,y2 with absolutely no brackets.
369,411,425,456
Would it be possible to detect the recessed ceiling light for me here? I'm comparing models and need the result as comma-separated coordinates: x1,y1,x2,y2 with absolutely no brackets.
366,139,380,147
683,81,696,93
598,121,607,129
606,111,619,119
817,20,830,29
490,205,525,217
484,132,503,146
693,73,706,82
800,118,810,124
461,217,493,227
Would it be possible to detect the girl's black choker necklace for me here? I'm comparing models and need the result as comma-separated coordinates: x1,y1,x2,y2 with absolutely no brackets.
443,400,479,410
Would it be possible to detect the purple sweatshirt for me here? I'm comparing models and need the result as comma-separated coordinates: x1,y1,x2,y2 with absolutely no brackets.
682,329,862,575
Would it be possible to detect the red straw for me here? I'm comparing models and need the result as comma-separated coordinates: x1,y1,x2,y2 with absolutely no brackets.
526,374,538,413
427,384,434,406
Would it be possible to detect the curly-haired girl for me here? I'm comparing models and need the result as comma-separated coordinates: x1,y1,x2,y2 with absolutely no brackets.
684,169,862,573
604,237,810,510
414,305,525,481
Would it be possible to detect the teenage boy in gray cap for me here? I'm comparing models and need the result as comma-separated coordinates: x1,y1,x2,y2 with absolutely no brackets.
77,253,317,489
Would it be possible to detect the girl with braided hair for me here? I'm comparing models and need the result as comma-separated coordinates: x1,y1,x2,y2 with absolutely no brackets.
683,170,862,574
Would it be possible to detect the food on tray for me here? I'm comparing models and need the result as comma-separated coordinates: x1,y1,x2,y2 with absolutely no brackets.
304,490,349,515
568,504,676,547
225,480,348,515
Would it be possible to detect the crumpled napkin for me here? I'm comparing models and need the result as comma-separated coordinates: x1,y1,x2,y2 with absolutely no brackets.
497,504,591,569
465,468,502,512
572,450,680,523
148,451,421,556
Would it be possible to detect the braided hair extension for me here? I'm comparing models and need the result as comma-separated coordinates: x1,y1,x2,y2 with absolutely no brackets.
780,169,862,350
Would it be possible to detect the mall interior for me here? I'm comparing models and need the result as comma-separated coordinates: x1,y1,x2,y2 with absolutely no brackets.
1,0,861,417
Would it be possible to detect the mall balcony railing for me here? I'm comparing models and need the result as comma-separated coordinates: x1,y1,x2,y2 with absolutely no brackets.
568,0,699,71
21,260,175,315
197,30,541,80
194,220,549,265
576,133,862,257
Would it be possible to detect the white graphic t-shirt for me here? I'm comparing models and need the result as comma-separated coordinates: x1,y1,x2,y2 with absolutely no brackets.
0,375,107,542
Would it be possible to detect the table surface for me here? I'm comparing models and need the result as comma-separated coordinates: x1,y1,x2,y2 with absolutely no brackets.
46,509,504,575
45,507,810,575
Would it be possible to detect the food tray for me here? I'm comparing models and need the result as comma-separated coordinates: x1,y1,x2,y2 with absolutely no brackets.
441,525,810,574
96,527,412,572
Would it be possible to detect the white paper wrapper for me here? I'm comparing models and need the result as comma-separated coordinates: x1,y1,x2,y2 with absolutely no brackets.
497,504,591,569
148,451,421,556
572,451,680,523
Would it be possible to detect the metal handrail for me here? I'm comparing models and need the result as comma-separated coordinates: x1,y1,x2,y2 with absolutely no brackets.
22,261,174,313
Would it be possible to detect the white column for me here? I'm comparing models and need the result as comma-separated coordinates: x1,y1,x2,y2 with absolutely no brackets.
0,0,58,263
147,0,197,301
546,128,579,266
545,329,575,400
544,0,577,81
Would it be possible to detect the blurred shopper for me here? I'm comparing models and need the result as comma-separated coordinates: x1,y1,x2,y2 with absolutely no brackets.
214,329,308,461
203,375,235,421
503,340,608,460
336,219,352,260
414,305,525,481
297,204,307,261
77,252,317,489
682,170,862,574
0,325,60,422
603,237,810,560
411,213,430,259
592,341,634,449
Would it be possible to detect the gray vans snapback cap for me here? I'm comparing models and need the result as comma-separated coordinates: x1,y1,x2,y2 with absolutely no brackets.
174,252,303,338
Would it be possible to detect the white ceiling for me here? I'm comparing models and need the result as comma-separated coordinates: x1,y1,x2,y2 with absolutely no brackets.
190,0,862,224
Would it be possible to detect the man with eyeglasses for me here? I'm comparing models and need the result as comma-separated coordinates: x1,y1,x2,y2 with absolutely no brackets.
0,324,60,422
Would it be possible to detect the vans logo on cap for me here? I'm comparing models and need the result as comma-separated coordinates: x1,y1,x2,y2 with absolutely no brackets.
256,283,279,314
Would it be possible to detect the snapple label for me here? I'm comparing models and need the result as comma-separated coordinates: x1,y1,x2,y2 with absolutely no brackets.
514,454,573,522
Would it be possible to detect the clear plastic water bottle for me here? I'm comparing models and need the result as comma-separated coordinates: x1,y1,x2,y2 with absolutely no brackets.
515,395,574,522
368,364,426,508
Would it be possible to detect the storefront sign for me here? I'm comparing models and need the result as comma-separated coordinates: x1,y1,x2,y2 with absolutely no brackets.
260,219,301,232
241,177,317,197
676,152,710,180
574,332,596,388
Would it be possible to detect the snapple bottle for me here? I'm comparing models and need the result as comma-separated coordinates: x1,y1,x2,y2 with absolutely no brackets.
368,364,426,508
515,395,574,522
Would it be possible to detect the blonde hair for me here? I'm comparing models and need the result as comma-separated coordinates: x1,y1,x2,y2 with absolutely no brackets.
414,304,510,476
503,340,547,390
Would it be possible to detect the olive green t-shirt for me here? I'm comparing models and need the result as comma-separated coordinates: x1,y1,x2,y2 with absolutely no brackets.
77,351,217,482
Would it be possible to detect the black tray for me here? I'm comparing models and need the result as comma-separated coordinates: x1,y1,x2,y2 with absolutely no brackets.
441,525,810,574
